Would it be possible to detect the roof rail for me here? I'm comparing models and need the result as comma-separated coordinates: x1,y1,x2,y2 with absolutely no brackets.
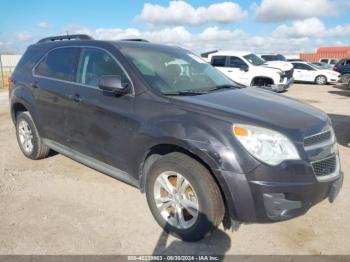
201,50,218,58
37,34,94,44
121,39,149,42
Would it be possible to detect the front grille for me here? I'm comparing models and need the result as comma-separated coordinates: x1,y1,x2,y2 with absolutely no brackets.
304,130,331,147
284,69,294,80
312,155,337,177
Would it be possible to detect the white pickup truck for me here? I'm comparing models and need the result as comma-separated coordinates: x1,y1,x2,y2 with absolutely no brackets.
203,51,294,92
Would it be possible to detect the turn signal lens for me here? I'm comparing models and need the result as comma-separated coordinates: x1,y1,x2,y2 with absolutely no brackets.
233,126,248,137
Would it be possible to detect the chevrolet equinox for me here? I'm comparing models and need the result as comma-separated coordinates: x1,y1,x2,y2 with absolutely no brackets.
9,35,343,241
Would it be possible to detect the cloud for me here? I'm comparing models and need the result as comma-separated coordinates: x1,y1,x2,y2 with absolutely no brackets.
71,26,193,44
326,24,350,37
17,32,32,41
273,18,350,37
64,26,327,54
37,21,50,28
255,0,337,22
273,18,326,37
137,1,246,26
198,27,244,42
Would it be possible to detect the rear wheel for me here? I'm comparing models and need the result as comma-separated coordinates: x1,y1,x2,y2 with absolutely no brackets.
146,152,225,242
315,75,327,85
16,112,50,160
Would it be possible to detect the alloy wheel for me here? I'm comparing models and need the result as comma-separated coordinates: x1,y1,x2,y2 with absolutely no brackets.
153,171,199,229
18,119,34,154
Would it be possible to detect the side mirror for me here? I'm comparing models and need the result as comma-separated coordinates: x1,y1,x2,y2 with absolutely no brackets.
98,75,129,95
240,65,249,72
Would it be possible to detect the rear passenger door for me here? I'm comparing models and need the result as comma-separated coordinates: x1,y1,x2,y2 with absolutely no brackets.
66,47,135,171
33,47,81,145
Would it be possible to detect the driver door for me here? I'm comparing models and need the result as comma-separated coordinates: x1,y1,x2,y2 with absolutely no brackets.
227,56,250,85
211,56,248,85
66,47,135,171
292,63,307,81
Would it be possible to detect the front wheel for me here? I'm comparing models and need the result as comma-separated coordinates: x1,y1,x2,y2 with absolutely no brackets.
315,75,327,85
146,152,225,242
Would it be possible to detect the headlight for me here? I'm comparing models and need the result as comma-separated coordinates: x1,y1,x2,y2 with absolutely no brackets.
232,124,300,165
276,70,283,76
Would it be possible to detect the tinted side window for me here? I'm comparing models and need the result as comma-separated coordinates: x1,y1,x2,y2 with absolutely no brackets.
320,59,328,63
345,60,350,66
13,48,46,77
35,47,81,82
229,57,246,68
261,55,274,61
293,63,313,70
211,56,226,67
77,48,130,88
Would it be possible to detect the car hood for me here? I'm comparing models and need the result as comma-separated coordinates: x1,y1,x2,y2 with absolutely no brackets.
262,61,294,71
170,88,329,142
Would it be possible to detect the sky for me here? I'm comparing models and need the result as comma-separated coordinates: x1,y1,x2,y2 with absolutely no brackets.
0,0,349,54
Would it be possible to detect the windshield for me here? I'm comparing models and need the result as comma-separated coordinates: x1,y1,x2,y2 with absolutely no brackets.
312,63,324,70
120,46,237,95
307,63,318,70
243,53,265,66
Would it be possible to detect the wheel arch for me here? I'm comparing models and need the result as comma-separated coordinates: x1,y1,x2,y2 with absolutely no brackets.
315,74,327,84
11,101,29,123
138,142,238,229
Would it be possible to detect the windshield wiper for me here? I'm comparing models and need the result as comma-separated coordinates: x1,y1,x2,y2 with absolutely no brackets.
207,84,241,92
163,90,209,96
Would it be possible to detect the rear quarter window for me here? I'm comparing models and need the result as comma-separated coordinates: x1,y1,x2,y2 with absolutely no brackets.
35,47,81,82
12,48,46,78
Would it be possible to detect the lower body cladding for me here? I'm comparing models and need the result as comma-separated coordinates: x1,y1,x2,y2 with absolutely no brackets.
219,154,343,224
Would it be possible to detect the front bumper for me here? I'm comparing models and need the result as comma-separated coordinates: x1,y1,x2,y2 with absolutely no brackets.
219,156,343,223
270,77,294,92
329,77,340,83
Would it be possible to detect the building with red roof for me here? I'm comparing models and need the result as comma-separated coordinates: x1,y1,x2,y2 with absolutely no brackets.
300,46,350,62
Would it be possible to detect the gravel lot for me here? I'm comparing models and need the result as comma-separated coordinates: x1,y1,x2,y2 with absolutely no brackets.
0,84,349,255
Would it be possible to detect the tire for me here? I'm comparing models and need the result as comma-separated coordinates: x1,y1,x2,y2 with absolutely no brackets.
146,152,225,242
16,112,50,160
315,75,327,85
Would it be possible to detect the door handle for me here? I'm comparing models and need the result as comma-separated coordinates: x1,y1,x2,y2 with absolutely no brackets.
68,94,82,103
227,70,233,72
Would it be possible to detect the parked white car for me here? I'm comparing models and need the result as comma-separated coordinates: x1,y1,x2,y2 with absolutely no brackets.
291,61,340,85
204,51,294,92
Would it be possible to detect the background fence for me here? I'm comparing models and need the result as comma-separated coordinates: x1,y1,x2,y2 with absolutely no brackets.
0,54,22,89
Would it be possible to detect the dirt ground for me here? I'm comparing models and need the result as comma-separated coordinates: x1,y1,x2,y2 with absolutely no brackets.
0,83,349,255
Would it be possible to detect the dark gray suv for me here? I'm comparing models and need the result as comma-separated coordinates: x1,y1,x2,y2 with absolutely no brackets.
9,35,343,241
